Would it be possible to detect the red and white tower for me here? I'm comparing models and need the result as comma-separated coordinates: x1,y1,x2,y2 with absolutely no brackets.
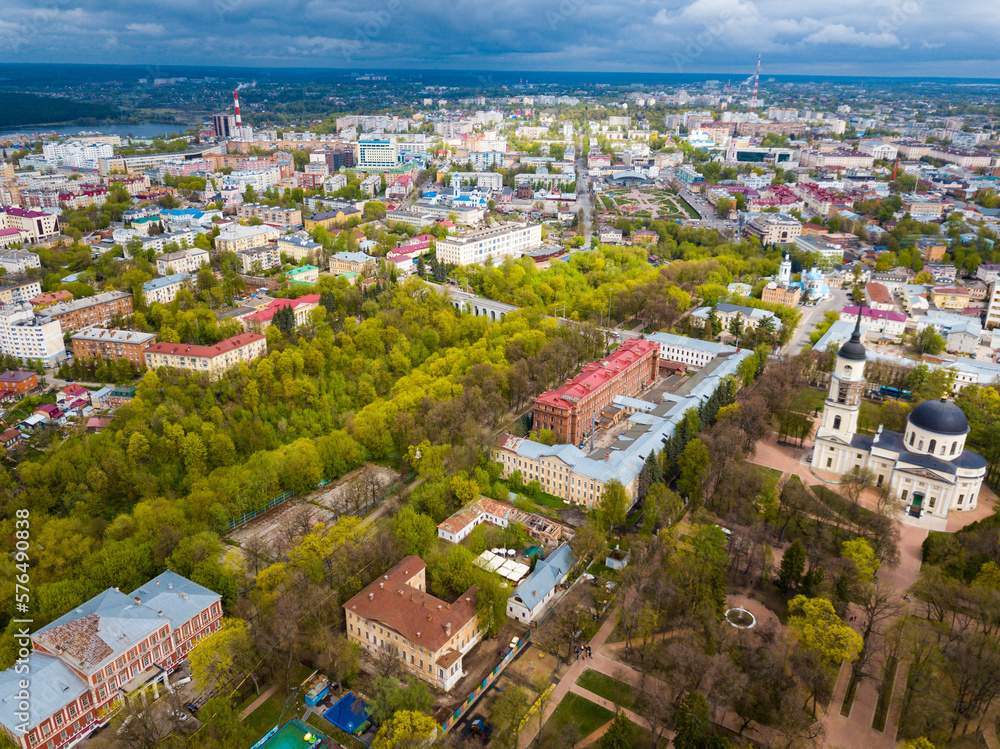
749,55,761,110
233,90,242,127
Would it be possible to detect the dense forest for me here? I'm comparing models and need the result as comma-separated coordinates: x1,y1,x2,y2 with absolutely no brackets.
0,93,116,127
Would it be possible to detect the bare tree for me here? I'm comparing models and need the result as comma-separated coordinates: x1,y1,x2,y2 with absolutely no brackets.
849,581,905,688
374,641,405,680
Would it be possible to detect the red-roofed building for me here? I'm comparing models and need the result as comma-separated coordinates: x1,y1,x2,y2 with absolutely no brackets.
343,556,480,692
56,383,89,407
242,295,320,332
145,333,267,379
864,282,895,311
533,339,659,446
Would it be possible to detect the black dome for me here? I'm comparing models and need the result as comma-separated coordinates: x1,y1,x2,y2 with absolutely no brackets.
908,399,969,436
838,311,867,361
838,338,867,361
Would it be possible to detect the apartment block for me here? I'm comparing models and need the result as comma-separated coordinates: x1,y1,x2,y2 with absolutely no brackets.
0,303,66,366
156,248,210,276
45,291,133,334
0,207,59,244
215,224,281,254
144,332,266,379
142,274,192,306
236,245,280,274
0,280,42,305
71,328,158,367
235,203,302,227
436,223,542,266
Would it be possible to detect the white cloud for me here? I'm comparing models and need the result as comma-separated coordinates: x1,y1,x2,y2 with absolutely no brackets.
125,23,166,35
801,23,900,47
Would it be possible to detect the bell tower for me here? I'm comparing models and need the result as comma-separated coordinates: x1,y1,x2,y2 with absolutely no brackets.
816,312,867,442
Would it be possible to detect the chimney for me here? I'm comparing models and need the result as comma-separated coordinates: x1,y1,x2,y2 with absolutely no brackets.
133,596,141,604
446,622,452,636
369,593,375,600
379,582,384,589
158,610,163,617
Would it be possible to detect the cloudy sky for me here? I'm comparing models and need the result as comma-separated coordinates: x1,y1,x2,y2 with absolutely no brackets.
3,0,998,77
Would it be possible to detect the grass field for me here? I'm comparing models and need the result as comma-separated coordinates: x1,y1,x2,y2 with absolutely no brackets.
576,669,636,710
811,484,878,525
542,693,614,743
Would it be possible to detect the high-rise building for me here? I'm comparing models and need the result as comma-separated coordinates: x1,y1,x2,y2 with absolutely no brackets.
212,113,236,139
358,139,399,170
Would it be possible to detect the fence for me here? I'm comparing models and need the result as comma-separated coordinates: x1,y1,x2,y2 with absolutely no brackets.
439,634,531,734
224,468,416,534
225,490,296,532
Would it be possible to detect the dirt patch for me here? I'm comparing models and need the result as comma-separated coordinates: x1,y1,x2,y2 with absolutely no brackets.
225,463,397,548
431,619,530,719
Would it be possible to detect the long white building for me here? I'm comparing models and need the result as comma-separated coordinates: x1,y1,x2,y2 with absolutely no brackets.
41,141,114,169
436,223,542,266
647,332,739,368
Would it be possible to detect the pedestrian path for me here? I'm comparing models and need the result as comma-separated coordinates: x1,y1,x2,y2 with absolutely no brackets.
568,684,672,747
239,683,278,720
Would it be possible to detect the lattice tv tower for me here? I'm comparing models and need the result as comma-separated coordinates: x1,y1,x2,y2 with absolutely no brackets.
749,54,761,110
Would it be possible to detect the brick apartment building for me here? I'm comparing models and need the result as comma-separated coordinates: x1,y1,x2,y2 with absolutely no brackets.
0,571,221,749
532,338,660,446
0,370,38,394
762,282,802,307
71,328,159,367
44,291,133,333
343,556,481,692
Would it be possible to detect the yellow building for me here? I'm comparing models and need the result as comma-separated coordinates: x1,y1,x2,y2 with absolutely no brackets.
343,556,481,692
144,333,266,379
304,207,362,231
929,286,972,311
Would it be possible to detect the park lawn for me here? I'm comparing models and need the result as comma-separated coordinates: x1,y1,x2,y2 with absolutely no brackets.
304,712,366,749
242,690,304,744
543,693,614,742
811,484,878,525
576,669,636,710
792,387,827,414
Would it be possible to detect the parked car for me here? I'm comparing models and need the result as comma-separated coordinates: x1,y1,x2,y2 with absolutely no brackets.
185,703,198,715
470,719,493,743
509,636,520,650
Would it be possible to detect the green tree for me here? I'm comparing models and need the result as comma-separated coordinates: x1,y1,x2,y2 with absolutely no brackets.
490,685,531,749
787,595,863,667
841,537,878,583
371,710,437,749
475,573,510,637
677,438,710,505
778,539,806,594
598,713,636,749
597,479,630,530
367,676,434,726
392,506,437,557
673,691,712,749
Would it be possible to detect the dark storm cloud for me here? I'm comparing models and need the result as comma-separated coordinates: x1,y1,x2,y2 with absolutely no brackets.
1,0,996,75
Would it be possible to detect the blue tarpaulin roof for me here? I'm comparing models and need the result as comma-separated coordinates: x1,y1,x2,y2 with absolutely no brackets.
323,692,370,735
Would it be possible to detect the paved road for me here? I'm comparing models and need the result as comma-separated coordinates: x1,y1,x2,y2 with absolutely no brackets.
784,288,850,355
575,140,593,249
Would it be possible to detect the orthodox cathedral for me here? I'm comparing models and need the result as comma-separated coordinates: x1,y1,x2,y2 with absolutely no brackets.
811,314,987,519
